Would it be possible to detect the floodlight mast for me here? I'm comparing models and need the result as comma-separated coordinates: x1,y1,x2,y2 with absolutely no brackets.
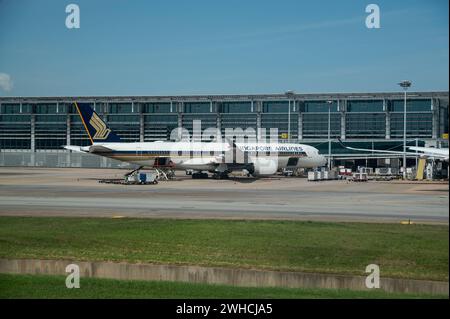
398,80,412,179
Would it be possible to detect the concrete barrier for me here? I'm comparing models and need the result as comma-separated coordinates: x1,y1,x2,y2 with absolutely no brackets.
0,258,447,295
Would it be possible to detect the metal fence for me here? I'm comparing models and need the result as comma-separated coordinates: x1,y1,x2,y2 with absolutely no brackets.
0,151,135,168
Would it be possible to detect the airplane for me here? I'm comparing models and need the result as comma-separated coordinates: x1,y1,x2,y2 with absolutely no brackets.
64,102,327,178
337,138,449,161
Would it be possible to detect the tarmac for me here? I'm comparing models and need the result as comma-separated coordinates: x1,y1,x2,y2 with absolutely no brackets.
0,167,448,224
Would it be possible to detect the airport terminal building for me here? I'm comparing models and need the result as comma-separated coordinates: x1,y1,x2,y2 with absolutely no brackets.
0,91,448,171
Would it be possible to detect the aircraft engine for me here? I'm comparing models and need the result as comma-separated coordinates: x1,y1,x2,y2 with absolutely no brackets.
249,157,279,176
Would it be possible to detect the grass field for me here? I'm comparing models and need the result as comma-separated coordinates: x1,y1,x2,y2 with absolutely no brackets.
0,217,447,281
0,273,445,299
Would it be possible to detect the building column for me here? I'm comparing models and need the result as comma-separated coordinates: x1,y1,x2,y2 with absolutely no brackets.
340,100,346,140
103,102,108,122
178,102,183,127
177,102,183,141
216,102,221,141
438,102,446,139
298,112,303,141
139,113,144,142
432,98,438,139
256,101,262,137
385,113,391,139
66,113,71,146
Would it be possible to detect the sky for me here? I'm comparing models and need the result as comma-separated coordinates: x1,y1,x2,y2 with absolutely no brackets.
0,0,448,96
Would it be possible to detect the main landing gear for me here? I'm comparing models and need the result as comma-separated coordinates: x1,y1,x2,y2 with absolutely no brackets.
192,172,209,179
191,171,229,179
212,172,229,179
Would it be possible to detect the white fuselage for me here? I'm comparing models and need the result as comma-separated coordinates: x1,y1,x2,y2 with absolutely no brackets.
80,141,326,174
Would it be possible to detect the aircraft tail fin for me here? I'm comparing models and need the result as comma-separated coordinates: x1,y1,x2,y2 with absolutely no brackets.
74,102,122,144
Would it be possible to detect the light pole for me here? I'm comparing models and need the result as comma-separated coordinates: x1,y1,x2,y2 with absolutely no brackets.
398,80,412,179
326,100,333,170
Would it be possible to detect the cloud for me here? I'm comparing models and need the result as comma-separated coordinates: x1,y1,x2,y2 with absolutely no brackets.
0,73,13,92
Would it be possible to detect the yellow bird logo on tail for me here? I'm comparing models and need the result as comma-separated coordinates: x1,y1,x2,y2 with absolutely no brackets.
89,113,111,140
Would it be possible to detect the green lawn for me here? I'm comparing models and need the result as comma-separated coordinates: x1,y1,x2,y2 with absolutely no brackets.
0,273,445,299
0,217,447,281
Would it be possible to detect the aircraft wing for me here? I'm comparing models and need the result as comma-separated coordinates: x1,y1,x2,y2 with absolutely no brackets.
88,144,114,153
63,145,86,153
408,147,449,160
337,139,412,155
63,144,114,154
337,139,449,161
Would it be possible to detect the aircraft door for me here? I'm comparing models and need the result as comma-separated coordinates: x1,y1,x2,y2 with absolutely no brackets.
154,157,169,167
287,157,299,167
